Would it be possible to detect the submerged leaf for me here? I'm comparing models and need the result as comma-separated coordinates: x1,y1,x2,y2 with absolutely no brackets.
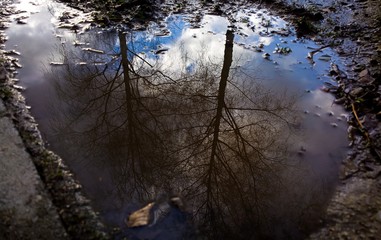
126,203,154,228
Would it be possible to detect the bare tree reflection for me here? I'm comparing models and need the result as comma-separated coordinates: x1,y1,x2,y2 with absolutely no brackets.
47,31,177,203
161,30,299,239
45,28,326,239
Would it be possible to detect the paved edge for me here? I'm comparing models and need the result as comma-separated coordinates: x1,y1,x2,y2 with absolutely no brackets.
0,87,69,239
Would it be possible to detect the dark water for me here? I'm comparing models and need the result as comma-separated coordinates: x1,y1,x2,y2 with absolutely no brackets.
6,0,349,239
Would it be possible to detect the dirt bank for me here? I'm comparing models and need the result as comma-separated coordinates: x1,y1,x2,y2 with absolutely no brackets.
280,0,381,238
249,0,381,238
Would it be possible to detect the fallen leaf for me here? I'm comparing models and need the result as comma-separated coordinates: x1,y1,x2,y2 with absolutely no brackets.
126,203,154,228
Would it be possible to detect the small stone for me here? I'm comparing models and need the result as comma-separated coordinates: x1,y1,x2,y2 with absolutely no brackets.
262,52,270,59
35,195,43,202
358,69,369,78
4,50,21,55
358,69,372,83
17,19,27,24
13,85,25,91
12,61,22,68
329,63,340,76
353,64,365,72
350,87,363,97
334,97,346,104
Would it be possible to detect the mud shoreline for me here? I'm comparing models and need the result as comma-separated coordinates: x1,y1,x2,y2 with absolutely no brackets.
1,0,380,238
248,0,381,237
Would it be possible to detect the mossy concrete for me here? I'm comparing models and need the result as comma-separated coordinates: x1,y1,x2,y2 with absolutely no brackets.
0,99,68,239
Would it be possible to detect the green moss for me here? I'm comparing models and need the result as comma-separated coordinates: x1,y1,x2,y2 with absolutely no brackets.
0,87,13,99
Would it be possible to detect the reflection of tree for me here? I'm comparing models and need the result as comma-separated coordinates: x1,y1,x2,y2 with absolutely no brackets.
48,32,175,202
46,28,321,239
165,30,298,239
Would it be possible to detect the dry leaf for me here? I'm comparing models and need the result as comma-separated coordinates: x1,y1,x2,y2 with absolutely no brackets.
126,203,154,228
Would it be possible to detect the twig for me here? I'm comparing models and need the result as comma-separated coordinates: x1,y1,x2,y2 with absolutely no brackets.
351,104,381,161
351,103,364,130
307,44,331,62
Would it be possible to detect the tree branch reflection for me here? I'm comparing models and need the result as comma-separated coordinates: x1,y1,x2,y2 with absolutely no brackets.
45,28,322,239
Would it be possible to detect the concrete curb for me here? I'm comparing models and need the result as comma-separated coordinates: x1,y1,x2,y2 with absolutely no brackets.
0,88,69,239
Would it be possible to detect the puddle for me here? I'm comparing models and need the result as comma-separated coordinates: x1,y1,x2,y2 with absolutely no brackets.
6,0,349,239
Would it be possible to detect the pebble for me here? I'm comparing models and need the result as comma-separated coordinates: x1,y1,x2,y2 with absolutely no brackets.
35,194,43,202
16,19,27,24
262,52,270,59
353,64,366,72
349,87,363,97
358,69,371,83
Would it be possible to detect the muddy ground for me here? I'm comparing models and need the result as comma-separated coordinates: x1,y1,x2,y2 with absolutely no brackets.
1,0,381,239
258,0,381,239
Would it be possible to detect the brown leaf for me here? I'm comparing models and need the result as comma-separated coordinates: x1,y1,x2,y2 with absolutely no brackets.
126,203,154,228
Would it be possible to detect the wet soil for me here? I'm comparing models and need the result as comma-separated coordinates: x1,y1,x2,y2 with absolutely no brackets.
1,0,381,239
277,0,381,238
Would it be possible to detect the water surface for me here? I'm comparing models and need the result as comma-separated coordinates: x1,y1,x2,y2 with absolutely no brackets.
6,0,348,239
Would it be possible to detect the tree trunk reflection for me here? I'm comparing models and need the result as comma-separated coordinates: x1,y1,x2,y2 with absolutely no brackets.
44,27,325,239
205,29,234,238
